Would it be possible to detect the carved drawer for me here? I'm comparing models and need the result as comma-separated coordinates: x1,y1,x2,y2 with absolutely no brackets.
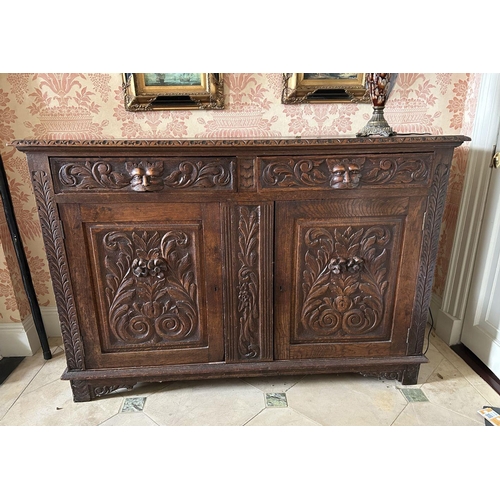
49,156,236,193
258,153,434,191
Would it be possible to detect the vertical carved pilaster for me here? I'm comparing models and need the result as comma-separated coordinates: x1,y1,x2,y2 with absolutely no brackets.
31,170,85,370
223,203,273,362
408,159,451,355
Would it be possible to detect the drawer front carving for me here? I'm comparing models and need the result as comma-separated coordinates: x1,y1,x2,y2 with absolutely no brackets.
90,225,203,351
259,154,433,190
51,157,236,193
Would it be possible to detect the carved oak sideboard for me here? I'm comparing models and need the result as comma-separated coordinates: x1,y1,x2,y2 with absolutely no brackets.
14,135,468,402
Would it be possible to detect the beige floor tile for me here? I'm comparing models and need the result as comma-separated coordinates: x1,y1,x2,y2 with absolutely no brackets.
0,352,48,420
286,374,408,426
99,412,158,426
240,375,305,393
392,401,483,426
430,334,484,385
143,379,265,426
245,407,321,426
48,337,63,348
2,323,498,426
468,379,500,407
0,378,122,426
420,358,489,424
23,349,68,395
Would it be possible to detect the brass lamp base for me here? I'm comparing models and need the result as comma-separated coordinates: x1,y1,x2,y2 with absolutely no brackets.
356,107,395,137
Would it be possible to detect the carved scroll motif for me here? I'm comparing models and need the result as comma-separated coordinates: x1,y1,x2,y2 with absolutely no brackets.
56,158,234,192
362,158,429,184
262,158,331,187
237,206,260,359
260,155,431,189
101,229,200,347
299,225,392,338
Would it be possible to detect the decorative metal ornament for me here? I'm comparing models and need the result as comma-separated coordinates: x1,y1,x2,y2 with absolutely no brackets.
357,73,395,137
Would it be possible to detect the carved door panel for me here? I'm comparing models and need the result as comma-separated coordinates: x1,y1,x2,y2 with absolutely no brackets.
58,202,224,369
274,197,425,360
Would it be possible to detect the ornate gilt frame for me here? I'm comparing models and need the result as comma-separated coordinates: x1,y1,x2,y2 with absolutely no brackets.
123,73,225,111
282,73,370,104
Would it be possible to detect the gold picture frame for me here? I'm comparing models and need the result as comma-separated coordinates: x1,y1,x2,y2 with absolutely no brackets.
123,73,224,111
282,73,370,104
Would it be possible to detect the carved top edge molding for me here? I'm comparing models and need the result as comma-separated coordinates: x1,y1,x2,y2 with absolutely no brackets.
12,135,470,151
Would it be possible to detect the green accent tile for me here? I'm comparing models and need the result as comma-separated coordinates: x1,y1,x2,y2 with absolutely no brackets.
400,388,429,403
122,397,146,413
265,392,288,407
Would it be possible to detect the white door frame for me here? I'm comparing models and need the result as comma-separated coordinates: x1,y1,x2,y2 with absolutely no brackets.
433,73,500,345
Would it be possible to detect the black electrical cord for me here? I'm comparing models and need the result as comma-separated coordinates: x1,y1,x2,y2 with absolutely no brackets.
423,307,434,355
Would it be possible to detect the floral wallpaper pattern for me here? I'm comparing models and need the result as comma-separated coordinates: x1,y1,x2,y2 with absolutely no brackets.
0,73,480,323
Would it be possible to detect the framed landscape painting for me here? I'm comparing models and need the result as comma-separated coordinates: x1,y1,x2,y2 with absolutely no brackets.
123,73,225,111
282,73,370,104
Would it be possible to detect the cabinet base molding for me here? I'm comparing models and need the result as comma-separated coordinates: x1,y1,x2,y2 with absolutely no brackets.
63,356,426,402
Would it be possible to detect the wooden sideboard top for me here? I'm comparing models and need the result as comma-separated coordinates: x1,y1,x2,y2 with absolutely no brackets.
12,134,470,152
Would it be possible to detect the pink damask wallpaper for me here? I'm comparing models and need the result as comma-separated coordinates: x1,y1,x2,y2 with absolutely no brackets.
0,73,481,323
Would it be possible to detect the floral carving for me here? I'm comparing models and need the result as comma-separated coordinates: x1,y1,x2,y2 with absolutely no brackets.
237,206,260,359
102,230,199,347
163,160,233,189
56,158,233,192
409,162,450,354
31,170,85,370
59,161,130,190
261,155,430,189
262,158,328,187
363,157,429,184
299,226,392,338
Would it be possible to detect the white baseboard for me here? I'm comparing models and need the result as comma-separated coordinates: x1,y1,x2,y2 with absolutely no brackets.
0,306,62,357
40,306,62,338
0,319,40,357
430,292,463,346
435,308,464,346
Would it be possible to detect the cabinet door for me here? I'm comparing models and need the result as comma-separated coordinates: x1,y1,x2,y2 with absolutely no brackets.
59,202,224,369
274,196,425,360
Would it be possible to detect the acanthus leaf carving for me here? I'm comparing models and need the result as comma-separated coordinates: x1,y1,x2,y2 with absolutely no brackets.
59,161,130,190
363,157,429,184
163,160,232,189
260,155,431,189
236,206,260,359
102,229,200,347
300,225,392,338
55,158,234,192
409,162,450,354
32,170,85,370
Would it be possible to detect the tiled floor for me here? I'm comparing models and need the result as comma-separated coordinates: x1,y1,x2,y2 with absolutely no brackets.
1,327,499,426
